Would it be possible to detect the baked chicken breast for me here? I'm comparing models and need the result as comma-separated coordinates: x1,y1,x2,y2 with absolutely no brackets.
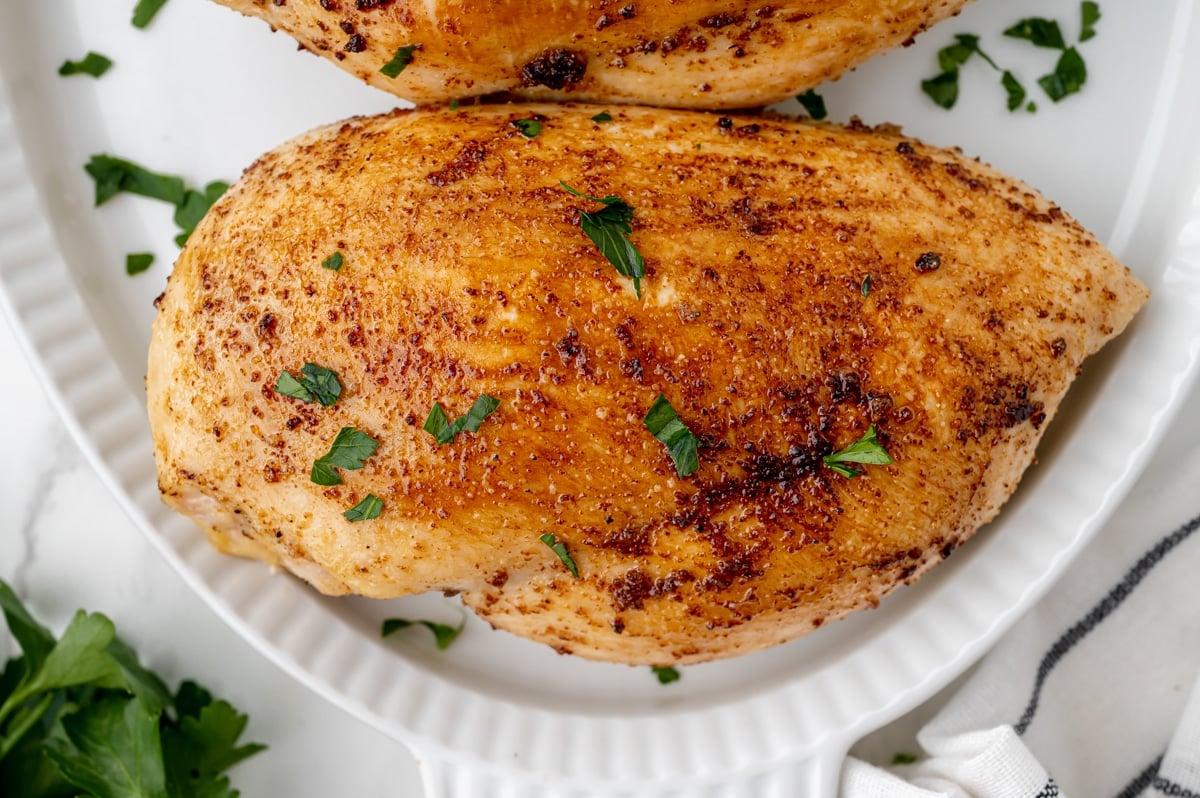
148,104,1146,665
210,0,970,109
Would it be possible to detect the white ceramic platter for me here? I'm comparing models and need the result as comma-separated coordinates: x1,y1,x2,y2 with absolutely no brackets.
3,1,1200,795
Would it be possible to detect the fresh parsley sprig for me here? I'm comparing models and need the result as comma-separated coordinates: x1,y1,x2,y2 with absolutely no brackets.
423,394,500,445
311,426,379,486
0,580,265,797
822,425,893,478
643,393,701,478
560,181,647,299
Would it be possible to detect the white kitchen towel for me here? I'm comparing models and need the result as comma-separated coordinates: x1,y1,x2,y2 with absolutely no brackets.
841,380,1200,797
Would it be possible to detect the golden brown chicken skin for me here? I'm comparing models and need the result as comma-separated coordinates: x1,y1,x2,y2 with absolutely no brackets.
211,0,969,108
147,104,1146,665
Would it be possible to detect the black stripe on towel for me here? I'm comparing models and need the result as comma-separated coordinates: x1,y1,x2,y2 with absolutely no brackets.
1034,779,1061,797
1155,777,1200,798
1114,755,1162,798
1014,513,1200,735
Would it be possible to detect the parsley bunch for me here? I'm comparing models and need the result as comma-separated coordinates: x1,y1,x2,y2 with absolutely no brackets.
0,581,265,797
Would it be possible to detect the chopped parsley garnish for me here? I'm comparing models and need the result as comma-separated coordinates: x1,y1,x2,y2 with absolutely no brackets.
1080,1,1101,41
380,45,418,78
1003,17,1066,49
921,35,1018,111
344,493,383,522
559,181,646,299
591,111,613,123
823,425,893,478
321,251,344,271
311,427,379,486
85,154,186,206
449,99,460,110
651,665,681,685
58,52,113,78
423,394,500,445
796,88,828,120
1001,70,1027,111
892,752,919,765
860,275,872,297
1038,47,1087,102
125,252,154,276
539,533,580,578
923,4,1098,112
0,579,265,797
381,615,465,650
643,393,700,478
132,0,170,28
920,70,960,110
512,118,542,138
275,363,342,406
84,155,228,251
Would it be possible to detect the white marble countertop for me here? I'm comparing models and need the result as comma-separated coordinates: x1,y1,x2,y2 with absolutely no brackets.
0,314,425,795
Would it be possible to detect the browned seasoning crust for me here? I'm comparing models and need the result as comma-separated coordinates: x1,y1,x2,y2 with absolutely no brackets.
210,0,970,108
147,104,1147,665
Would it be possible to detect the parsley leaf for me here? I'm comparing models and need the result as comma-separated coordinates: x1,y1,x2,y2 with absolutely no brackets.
651,665,681,685
861,275,872,297
132,0,170,29
310,427,379,486
381,616,465,650
422,394,500,445
380,45,418,78
591,112,613,123
344,494,383,522
161,693,265,795
643,393,701,478
892,752,919,765
85,155,185,207
58,52,113,79
560,181,646,299
274,371,312,403
0,581,55,671
539,533,580,578
1001,70,1027,111
1038,47,1087,102
822,425,893,478
125,253,155,276
1003,17,1067,49
1080,1,1101,41
42,694,168,798
796,89,828,120
275,363,342,406
512,118,542,138
920,70,959,109
321,251,344,271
